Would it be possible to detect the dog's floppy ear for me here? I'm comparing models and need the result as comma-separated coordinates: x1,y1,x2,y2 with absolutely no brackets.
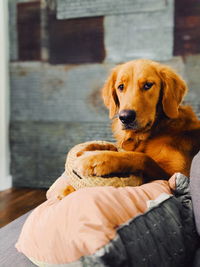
102,66,120,119
160,66,188,118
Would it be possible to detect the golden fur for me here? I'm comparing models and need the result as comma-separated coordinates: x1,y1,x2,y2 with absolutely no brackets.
76,59,200,182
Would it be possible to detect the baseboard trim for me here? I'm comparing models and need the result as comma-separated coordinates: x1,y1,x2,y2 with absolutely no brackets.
0,175,12,191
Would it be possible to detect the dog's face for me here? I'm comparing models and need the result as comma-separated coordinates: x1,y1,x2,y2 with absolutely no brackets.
102,59,188,133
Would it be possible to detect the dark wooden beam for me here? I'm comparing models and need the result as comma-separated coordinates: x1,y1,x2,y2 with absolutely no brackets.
48,13,105,64
174,0,200,55
17,1,41,61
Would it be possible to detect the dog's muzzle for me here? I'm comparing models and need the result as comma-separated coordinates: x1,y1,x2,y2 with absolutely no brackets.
119,109,136,125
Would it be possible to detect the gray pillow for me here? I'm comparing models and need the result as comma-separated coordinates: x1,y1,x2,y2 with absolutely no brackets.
190,151,200,236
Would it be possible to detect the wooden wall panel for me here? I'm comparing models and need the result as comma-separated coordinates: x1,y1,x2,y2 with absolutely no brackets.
174,0,200,55
48,13,105,64
56,0,166,19
17,1,41,61
10,121,113,188
104,0,174,62
9,59,188,188
10,62,112,188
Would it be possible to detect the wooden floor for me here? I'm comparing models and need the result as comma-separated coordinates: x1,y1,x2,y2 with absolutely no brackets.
0,188,47,228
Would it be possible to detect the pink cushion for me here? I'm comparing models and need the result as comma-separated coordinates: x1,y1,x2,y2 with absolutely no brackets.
16,175,175,265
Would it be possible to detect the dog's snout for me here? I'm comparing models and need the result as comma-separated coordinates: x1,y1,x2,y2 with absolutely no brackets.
119,110,136,124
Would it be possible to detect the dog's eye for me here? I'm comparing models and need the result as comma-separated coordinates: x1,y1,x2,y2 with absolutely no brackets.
118,84,124,91
143,82,154,90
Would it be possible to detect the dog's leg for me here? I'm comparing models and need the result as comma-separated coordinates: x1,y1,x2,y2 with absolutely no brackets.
74,151,170,181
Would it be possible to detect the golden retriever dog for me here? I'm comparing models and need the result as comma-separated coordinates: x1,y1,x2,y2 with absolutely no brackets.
76,59,200,182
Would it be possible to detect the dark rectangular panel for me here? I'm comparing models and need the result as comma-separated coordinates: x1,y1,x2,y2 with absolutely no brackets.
48,14,105,64
17,1,41,60
174,0,200,55
174,28,200,55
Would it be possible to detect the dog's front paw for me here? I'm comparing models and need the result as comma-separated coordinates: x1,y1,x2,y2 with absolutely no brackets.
74,152,114,177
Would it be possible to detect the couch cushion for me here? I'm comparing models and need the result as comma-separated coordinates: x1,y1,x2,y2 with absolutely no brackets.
0,212,35,267
190,151,200,235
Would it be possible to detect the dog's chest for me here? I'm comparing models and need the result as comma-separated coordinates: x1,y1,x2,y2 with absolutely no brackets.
136,135,172,159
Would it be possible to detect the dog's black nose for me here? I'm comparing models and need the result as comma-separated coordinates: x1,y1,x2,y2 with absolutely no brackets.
119,110,136,124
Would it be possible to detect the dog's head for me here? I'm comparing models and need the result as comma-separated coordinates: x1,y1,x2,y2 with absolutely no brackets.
102,59,188,133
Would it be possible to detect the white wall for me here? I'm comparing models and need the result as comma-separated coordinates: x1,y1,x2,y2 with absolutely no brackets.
0,0,12,190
